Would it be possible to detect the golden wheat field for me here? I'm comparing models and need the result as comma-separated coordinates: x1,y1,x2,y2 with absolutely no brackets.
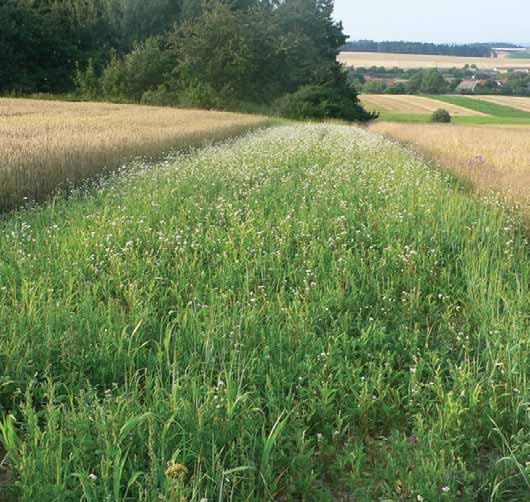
0,98,268,210
339,51,530,70
369,121,530,203
360,94,485,115
467,95,530,112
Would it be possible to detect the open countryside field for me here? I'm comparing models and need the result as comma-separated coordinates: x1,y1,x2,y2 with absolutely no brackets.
468,95,530,112
359,94,530,125
370,121,530,204
360,94,485,115
338,51,530,69
1,124,528,501
433,95,530,119
0,98,268,211
508,50,530,59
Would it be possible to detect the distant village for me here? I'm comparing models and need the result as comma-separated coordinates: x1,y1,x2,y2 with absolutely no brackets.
349,65,530,96
344,45,530,96
453,66,529,93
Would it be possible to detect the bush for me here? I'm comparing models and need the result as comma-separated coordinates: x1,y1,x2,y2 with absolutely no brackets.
275,85,377,122
387,82,407,94
174,80,229,109
73,58,100,100
97,37,171,102
431,109,452,123
362,79,387,94
140,86,178,107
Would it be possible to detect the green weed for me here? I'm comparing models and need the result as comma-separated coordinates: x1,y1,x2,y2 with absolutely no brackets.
0,125,528,501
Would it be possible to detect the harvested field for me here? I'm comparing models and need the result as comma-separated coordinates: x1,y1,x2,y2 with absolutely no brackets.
339,51,530,70
360,94,486,116
369,121,530,204
0,98,268,211
468,95,530,113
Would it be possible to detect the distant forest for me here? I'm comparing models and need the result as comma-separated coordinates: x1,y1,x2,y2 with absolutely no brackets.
341,40,522,57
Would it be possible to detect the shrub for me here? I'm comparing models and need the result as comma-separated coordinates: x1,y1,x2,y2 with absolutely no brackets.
174,80,229,109
387,82,407,94
431,109,452,123
73,58,100,100
275,85,377,122
98,37,171,102
362,79,387,94
140,86,178,107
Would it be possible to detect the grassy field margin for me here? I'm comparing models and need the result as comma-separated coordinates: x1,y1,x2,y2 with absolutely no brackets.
0,125,528,501
430,95,530,119
377,110,530,125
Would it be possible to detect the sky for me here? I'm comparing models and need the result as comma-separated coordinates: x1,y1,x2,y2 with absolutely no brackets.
333,0,529,45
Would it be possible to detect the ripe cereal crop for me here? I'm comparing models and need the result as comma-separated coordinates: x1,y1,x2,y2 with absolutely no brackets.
0,98,268,211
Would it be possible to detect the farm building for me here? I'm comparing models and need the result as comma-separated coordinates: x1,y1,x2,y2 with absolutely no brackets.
456,79,479,93
479,69,498,77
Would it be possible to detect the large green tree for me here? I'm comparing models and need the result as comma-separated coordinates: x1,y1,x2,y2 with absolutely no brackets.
166,0,350,100
0,0,79,92
0,0,183,93
167,1,281,104
2,0,373,121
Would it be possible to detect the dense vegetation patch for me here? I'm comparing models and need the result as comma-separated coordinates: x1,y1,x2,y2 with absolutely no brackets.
431,109,452,123
349,66,530,98
274,84,376,122
1,0,372,121
0,125,528,501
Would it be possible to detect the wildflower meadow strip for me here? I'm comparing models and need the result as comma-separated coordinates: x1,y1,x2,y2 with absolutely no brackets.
0,125,528,501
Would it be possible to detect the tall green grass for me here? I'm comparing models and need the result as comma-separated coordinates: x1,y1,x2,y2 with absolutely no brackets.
431,95,530,119
378,110,530,125
0,125,528,501
508,51,530,59
377,112,433,123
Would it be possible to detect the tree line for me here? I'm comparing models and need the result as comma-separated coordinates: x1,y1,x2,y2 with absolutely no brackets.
0,0,375,121
342,40,521,58
351,69,450,95
0,0,182,93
